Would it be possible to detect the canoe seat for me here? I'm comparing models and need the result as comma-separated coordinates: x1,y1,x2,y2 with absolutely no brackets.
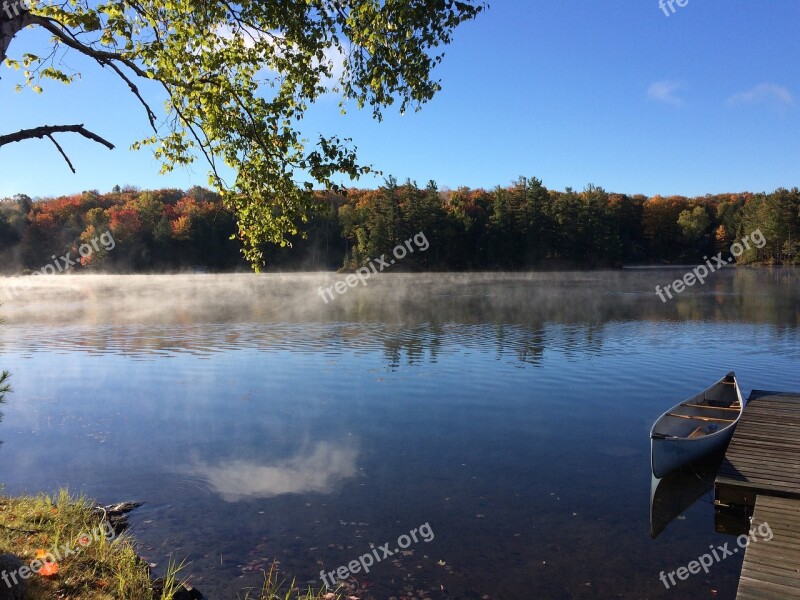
666,413,736,423
688,426,706,439
681,403,740,412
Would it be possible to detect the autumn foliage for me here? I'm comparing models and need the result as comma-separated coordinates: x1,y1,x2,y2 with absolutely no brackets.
0,180,798,273
0,186,243,272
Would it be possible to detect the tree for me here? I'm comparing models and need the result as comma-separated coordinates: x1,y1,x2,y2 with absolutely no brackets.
487,184,515,267
677,205,710,254
401,180,443,268
514,176,553,263
643,196,688,262
739,189,800,264
1,0,485,267
714,224,729,254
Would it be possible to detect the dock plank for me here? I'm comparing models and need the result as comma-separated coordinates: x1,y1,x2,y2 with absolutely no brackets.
736,496,800,600
715,390,800,507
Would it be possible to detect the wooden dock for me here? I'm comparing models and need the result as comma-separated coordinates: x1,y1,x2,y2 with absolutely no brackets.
736,495,800,600
715,390,800,508
712,389,800,598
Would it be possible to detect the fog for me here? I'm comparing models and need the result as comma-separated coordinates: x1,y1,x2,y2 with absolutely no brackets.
1,269,796,328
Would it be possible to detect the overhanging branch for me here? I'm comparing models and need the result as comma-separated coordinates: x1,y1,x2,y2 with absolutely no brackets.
0,124,114,171
0,124,114,148
27,15,159,133
29,16,150,80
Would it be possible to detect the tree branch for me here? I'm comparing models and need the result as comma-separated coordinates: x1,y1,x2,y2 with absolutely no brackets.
29,15,151,80
0,124,114,149
0,124,114,170
103,60,158,132
1,11,34,65
45,133,76,172
26,16,158,132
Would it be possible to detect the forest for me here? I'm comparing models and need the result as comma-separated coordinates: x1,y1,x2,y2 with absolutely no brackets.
0,178,798,273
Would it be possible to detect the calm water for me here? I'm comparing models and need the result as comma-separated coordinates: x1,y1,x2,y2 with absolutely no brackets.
1,270,798,599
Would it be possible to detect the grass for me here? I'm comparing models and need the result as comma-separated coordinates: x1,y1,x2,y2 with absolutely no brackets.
240,565,345,600
0,489,155,599
0,489,345,600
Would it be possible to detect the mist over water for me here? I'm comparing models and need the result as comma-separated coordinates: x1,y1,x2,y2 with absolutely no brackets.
0,270,798,598
1,269,797,346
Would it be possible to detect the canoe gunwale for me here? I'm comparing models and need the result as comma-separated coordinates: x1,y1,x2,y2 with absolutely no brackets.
650,372,744,443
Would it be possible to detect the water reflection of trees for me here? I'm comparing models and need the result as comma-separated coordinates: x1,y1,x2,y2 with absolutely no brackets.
379,322,607,369
0,269,797,366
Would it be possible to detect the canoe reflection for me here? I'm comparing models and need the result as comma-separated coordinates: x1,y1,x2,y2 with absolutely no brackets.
650,450,724,539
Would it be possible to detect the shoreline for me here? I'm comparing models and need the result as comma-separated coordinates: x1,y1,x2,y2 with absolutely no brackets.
0,491,343,600
0,262,795,278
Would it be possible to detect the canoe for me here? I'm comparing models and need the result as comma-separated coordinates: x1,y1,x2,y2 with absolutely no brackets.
650,372,744,479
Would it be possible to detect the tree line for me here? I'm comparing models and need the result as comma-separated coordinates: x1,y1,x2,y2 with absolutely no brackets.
0,178,798,273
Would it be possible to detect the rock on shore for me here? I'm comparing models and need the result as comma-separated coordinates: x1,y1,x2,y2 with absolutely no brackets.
0,554,27,600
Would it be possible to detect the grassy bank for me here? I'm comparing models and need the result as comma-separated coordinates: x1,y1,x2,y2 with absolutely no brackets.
0,490,341,600
0,490,155,599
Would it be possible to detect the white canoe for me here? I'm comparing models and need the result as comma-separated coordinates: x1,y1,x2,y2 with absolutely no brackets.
650,372,745,479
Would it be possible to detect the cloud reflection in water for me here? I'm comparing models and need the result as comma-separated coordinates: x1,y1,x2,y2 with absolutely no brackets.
183,441,359,502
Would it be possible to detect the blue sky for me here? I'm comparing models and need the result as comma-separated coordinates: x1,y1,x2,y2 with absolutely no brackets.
2,0,799,198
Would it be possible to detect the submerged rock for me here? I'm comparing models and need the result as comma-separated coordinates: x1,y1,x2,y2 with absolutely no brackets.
0,554,27,600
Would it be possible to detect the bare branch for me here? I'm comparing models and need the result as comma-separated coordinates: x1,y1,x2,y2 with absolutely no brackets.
0,124,114,151
45,133,76,172
104,60,158,132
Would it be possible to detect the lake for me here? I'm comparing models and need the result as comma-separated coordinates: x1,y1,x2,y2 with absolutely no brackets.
1,270,798,599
